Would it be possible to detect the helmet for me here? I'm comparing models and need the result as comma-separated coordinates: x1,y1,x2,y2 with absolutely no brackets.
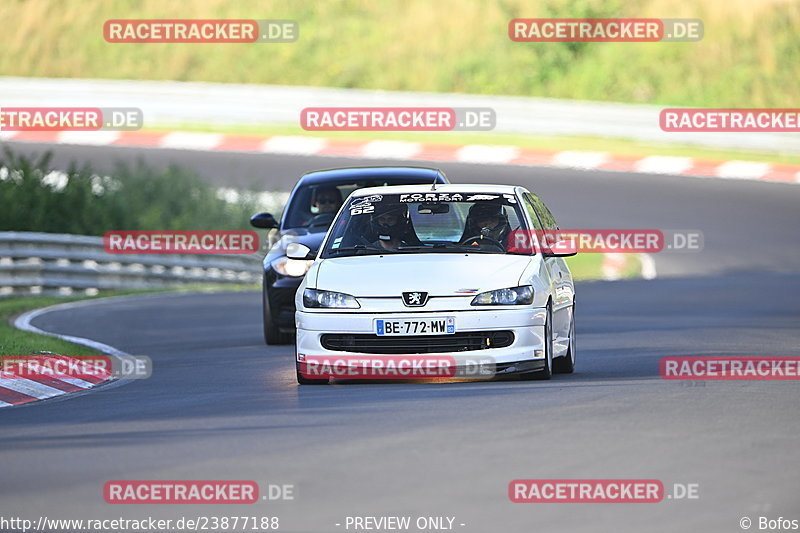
465,202,509,242
369,203,410,241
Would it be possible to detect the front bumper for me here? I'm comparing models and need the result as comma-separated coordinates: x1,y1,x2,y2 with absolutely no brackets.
296,307,547,368
266,271,303,329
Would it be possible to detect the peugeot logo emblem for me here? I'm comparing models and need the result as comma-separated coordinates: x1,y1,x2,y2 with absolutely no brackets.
402,291,429,307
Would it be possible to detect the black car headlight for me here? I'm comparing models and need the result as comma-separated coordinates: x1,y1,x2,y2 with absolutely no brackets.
471,286,534,306
272,256,313,277
303,289,360,309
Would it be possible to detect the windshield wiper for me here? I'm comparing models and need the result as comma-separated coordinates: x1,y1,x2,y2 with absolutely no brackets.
396,243,463,252
326,244,385,255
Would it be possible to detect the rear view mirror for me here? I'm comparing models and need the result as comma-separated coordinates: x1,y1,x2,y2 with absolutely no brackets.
250,212,279,229
417,203,450,214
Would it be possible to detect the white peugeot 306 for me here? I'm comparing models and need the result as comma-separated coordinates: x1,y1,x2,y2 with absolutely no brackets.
290,184,576,384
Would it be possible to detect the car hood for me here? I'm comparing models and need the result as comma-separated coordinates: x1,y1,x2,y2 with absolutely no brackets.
314,254,533,297
270,230,327,255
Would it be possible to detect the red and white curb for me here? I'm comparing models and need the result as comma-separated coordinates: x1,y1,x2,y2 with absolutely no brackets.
2,130,799,184
0,354,111,407
1,299,133,408
602,253,657,281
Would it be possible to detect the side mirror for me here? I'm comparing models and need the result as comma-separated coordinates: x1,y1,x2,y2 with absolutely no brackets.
286,243,314,260
542,237,578,257
543,249,577,258
250,212,279,229
535,230,577,257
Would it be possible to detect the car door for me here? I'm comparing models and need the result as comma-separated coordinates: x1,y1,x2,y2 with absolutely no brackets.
523,193,574,358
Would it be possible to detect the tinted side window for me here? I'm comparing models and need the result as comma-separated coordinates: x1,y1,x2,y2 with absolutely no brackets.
522,194,544,230
527,193,558,230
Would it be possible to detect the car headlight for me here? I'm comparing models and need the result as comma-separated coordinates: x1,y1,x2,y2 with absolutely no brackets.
471,286,534,306
272,256,313,277
303,289,360,309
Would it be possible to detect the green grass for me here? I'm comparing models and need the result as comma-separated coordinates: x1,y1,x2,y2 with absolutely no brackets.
0,285,257,356
1,296,104,356
566,253,642,281
0,0,796,109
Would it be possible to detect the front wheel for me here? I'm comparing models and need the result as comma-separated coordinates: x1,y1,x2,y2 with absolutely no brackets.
521,305,552,381
553,302,576,374
296,362,328,385
263,283,293,345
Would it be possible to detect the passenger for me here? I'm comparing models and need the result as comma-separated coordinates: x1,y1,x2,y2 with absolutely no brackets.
460,202,511,249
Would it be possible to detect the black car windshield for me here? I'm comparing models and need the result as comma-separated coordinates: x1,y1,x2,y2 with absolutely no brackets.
321,192,532,257
283,178,442,233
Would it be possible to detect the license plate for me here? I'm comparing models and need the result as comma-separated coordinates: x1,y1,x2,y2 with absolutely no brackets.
375,317,455,336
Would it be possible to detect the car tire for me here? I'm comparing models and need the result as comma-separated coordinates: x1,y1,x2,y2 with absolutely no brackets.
521,304,553,381
553,302,576,374
296,362,328,385
263,283,293,345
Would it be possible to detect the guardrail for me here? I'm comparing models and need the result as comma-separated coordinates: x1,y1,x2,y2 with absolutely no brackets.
0,232,263,297
1,77,798,153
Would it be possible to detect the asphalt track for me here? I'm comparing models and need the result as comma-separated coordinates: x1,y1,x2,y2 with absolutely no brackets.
2,140,800,532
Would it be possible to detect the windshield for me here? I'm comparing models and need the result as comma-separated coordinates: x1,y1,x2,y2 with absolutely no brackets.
283,177,444,233
321,192,531,257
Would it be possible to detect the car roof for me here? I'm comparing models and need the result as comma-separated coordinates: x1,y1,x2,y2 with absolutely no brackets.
297,166,447,186
349,183,522,196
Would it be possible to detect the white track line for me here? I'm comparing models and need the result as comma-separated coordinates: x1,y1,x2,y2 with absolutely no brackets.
16,303,131,357
57,130,120,145
715,161,772,180
634,155,693,175
159,132,223,151
361,140,421,159
552,150,609,169
5,296,145,408
456,145,519,164
260,135,327,155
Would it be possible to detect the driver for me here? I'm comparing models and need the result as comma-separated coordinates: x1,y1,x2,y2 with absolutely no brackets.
461,202,511,249
366,203,419,250
311,187,343,215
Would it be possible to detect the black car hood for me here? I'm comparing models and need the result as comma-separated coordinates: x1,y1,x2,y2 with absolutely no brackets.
273,230,327,255
287,230,326,252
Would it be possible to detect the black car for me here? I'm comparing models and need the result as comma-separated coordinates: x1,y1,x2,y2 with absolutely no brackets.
250,166,449,344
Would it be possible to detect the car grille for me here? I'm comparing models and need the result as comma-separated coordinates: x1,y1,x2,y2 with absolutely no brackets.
320,331,514,354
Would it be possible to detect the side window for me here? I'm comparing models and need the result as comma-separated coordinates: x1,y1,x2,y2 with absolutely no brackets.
527,193,558,230
522,194,544,230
